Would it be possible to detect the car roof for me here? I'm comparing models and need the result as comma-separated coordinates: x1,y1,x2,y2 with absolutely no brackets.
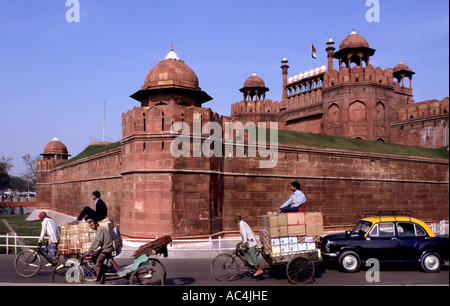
360,216,435,237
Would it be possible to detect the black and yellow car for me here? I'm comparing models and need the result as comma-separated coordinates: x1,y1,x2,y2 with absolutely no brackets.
321,211,449,273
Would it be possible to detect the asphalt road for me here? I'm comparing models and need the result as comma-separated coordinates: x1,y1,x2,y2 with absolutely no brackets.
1,254,448,287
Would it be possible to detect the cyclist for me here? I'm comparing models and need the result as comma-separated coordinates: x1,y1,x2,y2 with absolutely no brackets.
83,218,114,283
38,211,61,266
234,214,263,276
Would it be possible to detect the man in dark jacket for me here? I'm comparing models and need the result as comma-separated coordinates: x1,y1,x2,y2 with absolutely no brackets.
84,218,114,283
69,191,107,224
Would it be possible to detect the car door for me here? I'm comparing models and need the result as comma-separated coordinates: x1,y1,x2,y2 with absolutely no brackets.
396,222,428,262
364,222,399,261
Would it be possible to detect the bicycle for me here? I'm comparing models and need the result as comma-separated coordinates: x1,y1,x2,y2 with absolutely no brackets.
52,251,166,285
14,243,63,278
211,243,316,285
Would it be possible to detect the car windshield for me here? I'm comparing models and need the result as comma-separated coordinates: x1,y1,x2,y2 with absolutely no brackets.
352,220,372,235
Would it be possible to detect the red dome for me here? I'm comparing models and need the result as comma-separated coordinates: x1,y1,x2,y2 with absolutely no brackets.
43,137,69,155
339,30,370,50
243,73,266,88
142,51,200,90
393,62,412,72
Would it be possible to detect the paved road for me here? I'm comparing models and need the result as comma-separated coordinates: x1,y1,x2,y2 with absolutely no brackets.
1,254,448,286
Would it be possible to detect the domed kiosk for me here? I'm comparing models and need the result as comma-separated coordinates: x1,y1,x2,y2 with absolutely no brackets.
41,136,70,161
333,30,376,68
130,46,212,107
239,72,269,102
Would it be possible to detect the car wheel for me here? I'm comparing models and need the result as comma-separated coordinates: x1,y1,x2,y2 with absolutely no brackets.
420,253,441,273
338,251,361,273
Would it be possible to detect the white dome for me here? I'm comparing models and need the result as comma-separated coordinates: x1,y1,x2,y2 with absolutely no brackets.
309,68,315,75
320,65,327,72
304,70,309,77
293,74,298,81
314,67,320,74
288,76,293,84
298,73,304,79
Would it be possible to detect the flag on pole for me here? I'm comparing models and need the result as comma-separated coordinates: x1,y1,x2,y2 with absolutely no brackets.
311,43,317,59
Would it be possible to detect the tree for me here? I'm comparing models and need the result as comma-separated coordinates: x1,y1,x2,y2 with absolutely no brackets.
0,156,13,190
22,154,39,191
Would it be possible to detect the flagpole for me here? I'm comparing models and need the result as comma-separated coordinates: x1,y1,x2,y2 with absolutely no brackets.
310,42,313,70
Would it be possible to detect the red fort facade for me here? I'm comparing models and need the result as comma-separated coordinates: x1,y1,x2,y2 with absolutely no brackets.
36,32,449,238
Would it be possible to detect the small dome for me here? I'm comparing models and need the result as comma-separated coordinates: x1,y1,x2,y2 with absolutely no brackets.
309,68,315,75
339,30,370,50
243,72,266,88
42,136,70,160
288,76,293,84
320,65,327,72
393,62,412,72
314,67,321,74
304,70,309,77
142,46,200,90
298,73,304,79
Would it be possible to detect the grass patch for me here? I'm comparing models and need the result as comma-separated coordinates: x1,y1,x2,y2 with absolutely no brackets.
1,214,42,254
259,128,448,160
56,141,121,167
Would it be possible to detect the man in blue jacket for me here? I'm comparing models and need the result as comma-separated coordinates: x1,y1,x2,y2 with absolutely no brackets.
69,191,107,224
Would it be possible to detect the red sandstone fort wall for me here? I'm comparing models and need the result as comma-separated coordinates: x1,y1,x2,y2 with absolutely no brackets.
36,147,122,223
222,145,449,232
37,139,449,238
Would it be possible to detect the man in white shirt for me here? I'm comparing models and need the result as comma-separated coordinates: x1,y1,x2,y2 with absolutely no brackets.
38,211,61,266
235,214,263,276
278,181,306,213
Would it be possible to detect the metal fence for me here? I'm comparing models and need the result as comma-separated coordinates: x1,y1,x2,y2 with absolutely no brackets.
0,234,242,257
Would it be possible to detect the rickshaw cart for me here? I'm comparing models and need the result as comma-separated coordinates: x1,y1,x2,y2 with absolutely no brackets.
211,233,321,285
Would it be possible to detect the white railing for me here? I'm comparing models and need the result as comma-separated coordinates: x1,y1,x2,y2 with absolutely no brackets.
429,220,449,236
0,234,242,257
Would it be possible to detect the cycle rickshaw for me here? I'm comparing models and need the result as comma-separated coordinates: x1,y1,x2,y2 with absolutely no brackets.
52,235,172,285
211,232,320,285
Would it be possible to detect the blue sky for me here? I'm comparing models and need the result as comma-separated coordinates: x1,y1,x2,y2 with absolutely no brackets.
1,0,449,177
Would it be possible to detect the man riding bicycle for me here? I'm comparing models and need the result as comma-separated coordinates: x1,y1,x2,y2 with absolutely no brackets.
83,219,114,283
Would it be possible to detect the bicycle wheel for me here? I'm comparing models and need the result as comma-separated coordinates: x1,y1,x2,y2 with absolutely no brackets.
80,260,99,283
14,250,42,278
52,259,85,284
286,255,315,285
211,253,239,282
129,263,164,285
146,258,167,280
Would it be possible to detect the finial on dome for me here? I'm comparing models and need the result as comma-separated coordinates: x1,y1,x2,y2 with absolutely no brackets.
171,43,174,51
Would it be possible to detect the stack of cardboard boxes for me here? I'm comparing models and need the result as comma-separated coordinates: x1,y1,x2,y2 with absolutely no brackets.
58,218,121,255
259,212,323,258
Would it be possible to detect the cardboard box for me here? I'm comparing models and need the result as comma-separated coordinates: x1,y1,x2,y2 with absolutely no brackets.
79,233,90,244
271,246,281,256
82,243,92,252
288,224,306,236
287,212,305,225
69,243,82,254
261,214,287,228
266,226,288,238
305,212,323,236
58,244,70,255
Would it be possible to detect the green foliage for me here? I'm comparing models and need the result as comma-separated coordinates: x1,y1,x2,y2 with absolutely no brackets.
264,128,449,160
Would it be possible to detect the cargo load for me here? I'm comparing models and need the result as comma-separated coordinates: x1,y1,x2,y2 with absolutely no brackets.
259,212,323,259
58,217,122,255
